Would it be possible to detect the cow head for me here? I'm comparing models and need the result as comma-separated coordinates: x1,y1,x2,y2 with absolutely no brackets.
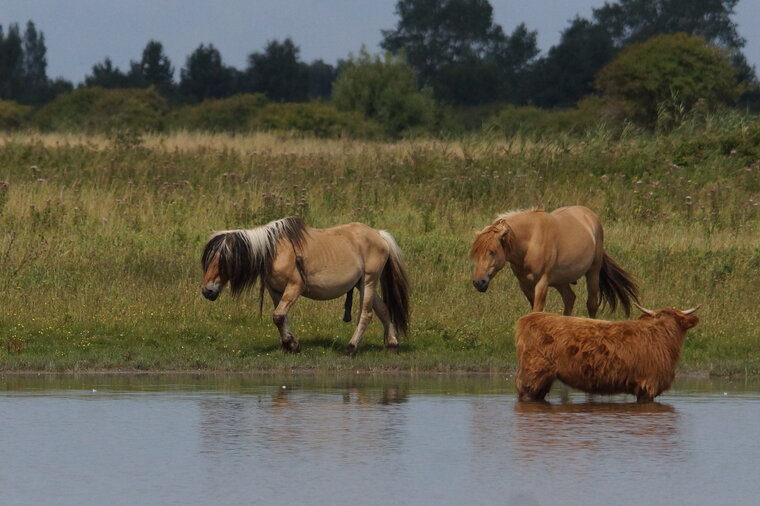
634,303,700,330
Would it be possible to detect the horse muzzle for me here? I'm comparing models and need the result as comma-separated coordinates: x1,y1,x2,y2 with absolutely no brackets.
472,278,490,293
201,287,219,301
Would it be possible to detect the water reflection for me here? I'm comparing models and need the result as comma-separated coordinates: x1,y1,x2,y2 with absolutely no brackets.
510,400,686,468
198,384,410,461
2,374,760,505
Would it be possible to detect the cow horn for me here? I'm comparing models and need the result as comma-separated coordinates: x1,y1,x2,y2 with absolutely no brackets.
681,305,701,315
633,302,655,315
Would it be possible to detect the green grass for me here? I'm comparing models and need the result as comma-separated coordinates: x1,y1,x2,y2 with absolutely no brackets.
0,126,758,374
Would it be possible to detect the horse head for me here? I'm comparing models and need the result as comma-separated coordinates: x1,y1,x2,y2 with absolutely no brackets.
470,222,510,292
201,233,231,301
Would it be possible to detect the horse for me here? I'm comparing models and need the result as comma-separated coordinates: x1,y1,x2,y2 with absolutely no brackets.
470,206,638,317
201,216,410,356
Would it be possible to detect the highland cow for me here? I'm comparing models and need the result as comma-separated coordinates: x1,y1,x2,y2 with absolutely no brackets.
515,304,700,402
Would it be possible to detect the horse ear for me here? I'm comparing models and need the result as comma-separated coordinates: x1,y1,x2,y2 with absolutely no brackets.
497,229,510,250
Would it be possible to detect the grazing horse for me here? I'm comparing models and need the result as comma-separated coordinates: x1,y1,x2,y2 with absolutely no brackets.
470,206,638,317
201,217,410,356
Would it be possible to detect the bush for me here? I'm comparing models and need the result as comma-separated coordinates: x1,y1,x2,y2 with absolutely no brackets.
0,101,31,130
168,93,268,132
332,49,437,137
32,87,168,132
671,112,760,165
488,96,622,139
250,101,383,138
596,33,743,128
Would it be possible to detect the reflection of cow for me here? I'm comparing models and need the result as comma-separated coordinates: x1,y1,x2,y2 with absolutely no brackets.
511,401,683,466
515,304,700,402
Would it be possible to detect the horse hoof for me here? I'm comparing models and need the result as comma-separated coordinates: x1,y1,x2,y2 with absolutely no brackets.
386,343,400,354
282,341,301,353
344,344,357,357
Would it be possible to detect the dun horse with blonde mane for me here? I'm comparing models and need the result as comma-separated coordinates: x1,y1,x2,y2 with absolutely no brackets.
201,217,410,356
471,206,638,317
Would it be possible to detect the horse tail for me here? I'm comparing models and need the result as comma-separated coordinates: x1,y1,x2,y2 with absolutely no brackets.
378,230,410,336
599,251,639,316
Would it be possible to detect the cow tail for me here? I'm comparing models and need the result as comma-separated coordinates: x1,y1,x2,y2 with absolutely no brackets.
378,231,410,336
599,252,639,316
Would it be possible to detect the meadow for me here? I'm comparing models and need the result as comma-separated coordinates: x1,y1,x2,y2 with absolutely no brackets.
0,121,758,374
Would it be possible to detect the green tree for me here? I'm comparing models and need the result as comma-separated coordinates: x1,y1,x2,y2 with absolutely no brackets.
179,44,236,102
85,57,132,88
529,17,617,107
595,33,742,127
593,0,744,50
245,38,308,102
382,0,503,83
0,24,24,101
306,59,337,100
381,0,537,104
128,40,175,95
593,0,754,83
494,22,539,95
46,77,73,98
332,49,436,136
21,21,49,104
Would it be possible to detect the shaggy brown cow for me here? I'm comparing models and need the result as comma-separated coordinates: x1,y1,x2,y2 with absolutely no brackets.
515,304,700,403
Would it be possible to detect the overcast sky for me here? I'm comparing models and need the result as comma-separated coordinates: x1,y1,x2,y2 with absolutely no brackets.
3,0,759,84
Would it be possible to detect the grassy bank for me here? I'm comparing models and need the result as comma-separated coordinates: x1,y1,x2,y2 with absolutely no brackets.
0,127,758,374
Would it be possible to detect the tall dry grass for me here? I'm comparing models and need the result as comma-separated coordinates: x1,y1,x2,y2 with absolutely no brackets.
0,126,757,373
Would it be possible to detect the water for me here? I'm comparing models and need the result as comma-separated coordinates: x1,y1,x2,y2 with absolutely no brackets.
1,374,758,506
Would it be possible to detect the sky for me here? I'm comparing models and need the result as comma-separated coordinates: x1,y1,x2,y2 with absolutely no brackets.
2,0,759,84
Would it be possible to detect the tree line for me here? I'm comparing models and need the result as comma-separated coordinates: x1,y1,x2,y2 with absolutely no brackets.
0,0,756,120
0,24,336,106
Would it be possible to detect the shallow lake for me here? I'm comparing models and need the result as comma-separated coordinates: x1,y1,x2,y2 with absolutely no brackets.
1,373,758,506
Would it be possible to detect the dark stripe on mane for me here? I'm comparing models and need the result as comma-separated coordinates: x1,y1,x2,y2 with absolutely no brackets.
275,216,308,254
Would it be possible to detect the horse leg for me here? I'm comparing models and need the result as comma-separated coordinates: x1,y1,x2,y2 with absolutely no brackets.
585,265,601,318
271,283,303,353
518,279,535,310
531,275,550,312
342,287,354,322
557,284,576,316
344,278,377,356
372,297,399,353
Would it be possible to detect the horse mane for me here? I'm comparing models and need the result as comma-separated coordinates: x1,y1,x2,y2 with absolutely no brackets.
470,210,539,259
470,223,502,259
201,216,308,297
497,208,541,221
